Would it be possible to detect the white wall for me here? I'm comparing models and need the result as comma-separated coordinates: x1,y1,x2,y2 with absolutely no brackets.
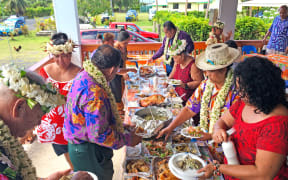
52,0,82,67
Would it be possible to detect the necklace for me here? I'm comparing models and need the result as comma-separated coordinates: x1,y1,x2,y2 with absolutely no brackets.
0,120,36,180
200,69,233,133
163,30,180,65
83,60,124,133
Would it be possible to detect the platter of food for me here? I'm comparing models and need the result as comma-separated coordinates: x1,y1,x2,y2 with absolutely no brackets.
124,157,153,179
139,94,165,107
139,66,156,77
142,140,173,157
132,107,173,138
168,79,182,86
152,157,180,180
181,126,203,139
168,153,206,178
173,143,201,156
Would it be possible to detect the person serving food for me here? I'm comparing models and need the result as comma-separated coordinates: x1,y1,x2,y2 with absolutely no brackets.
158,43,240,142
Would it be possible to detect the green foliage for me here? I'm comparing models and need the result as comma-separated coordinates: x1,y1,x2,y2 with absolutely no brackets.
234,16,270,40
4,0,27,16
25,7,53,18
77,0,110,20
20,24,29,36
154,11,210,41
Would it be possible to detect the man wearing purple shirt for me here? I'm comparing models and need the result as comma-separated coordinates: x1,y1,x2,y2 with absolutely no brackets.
149,21,194,75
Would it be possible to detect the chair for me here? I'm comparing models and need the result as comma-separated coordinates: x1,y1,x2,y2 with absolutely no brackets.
242,45,257,55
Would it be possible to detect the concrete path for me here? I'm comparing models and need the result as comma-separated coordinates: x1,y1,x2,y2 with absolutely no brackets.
25,140,124,179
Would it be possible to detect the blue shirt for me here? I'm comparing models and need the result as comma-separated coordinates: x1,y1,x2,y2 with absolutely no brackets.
267,16,288,52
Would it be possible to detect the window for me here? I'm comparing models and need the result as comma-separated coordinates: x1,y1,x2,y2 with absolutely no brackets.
204,3,207,9
163,5,167,8
115,25,125,30
127,25,138,32
173,3,179,9
130,34,144,42
81,31,98,39
187,3,191,9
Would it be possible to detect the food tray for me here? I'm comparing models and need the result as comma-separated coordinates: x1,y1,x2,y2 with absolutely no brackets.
172,143,201,156
152,157,180,180
124,176,152,180
126,143,142,157
139,66,156,78
132,107,173,138
171,133,191,144
142,140,173,158
124,157,153,178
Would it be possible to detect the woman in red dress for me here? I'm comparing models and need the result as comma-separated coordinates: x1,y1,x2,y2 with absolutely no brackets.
199,56,288,179
168,39,203,104
35,33,81,169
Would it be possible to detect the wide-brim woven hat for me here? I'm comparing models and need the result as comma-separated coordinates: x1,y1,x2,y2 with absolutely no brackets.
196,43,240,71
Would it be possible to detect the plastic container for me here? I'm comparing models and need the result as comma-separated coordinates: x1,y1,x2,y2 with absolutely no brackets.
222,141,239,165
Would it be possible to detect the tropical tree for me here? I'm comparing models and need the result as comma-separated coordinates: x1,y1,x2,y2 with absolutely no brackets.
3,0,27,16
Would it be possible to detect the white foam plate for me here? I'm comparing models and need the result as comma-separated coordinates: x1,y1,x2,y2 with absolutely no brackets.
168,79,182,86
181,127,202,139
168,153,205,179
87,171,98,180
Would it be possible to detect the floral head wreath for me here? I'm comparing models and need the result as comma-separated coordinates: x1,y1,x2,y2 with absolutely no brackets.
167,39,187,56
0,64,66,113
213,20,225,29
45,39,77,55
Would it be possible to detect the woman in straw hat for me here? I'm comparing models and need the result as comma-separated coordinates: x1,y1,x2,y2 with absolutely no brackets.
158,43,240,145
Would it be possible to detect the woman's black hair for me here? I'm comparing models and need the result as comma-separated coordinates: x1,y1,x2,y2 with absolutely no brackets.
91,45,121,69
51,32,68,45
163,21,177,31
117,30,130,42
225,40,238,49
234,56,288,114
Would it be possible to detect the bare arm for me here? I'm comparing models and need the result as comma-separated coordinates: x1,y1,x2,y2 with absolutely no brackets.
168,63,177,79
186,63,203,89
219,150,285,180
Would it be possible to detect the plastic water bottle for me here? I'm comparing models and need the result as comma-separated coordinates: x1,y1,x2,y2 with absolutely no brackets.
222,141,239,165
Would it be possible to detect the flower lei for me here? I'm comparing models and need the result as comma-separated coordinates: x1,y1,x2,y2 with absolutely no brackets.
45,39,77,55
0,120,37,180
200,69,233,133
167,39,187,56
163,29,180,65
83,60,124,133
0,64,66,113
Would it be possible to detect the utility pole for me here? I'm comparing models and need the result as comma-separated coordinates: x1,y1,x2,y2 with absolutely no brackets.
205,0,210,19
110,0,113,14
185,0,188,16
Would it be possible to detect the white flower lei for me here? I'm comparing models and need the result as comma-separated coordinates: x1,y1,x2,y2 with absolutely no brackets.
0,64,66,113
83,60,124,133
200,69,233,133
0,120,37,180
45,40,76,55
167,39,187,56
163,29,180,65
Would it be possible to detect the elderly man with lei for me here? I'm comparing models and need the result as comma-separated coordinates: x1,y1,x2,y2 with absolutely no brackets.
0,64,77,180
64,45,142,180
148,21,194,75
158,43,240,159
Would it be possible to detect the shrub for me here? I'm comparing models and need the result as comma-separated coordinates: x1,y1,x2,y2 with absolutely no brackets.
234,16,270,40
20,25,29,36
25,7,53,18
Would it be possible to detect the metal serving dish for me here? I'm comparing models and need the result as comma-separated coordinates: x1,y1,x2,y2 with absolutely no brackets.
132,107,173,138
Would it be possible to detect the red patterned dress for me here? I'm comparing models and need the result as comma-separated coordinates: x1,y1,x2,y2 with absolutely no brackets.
227,99,288,180
172,60,195,103
35,68,74,145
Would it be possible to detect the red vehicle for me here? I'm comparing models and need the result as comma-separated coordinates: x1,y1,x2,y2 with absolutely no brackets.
80,28,157,44
109,22,159,41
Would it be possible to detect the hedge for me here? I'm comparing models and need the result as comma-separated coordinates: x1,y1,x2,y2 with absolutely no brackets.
25,7,53,18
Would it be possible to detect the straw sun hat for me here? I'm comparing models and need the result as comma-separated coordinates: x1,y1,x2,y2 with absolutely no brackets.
196,43,240,71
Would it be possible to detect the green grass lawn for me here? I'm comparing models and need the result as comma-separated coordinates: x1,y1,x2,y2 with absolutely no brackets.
0,32,50,68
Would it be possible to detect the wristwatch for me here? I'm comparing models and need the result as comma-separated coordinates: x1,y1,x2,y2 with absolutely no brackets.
185,83,189,89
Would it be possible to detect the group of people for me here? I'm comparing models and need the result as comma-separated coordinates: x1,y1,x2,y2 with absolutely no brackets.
0,6,287,180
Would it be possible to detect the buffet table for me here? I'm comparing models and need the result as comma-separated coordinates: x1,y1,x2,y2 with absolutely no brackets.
122,64,224,180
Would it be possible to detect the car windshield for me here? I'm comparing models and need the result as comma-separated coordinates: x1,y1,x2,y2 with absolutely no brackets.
135,24,143,31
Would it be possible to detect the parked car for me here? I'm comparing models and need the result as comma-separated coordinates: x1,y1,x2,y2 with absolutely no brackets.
0,15,25,36
149,8,156,21
80,28,157,44
109,22,159,41
126,10,138,22
100,12,114,24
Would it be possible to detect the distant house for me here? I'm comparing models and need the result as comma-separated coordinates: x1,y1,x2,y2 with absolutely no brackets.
150,0,213,12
